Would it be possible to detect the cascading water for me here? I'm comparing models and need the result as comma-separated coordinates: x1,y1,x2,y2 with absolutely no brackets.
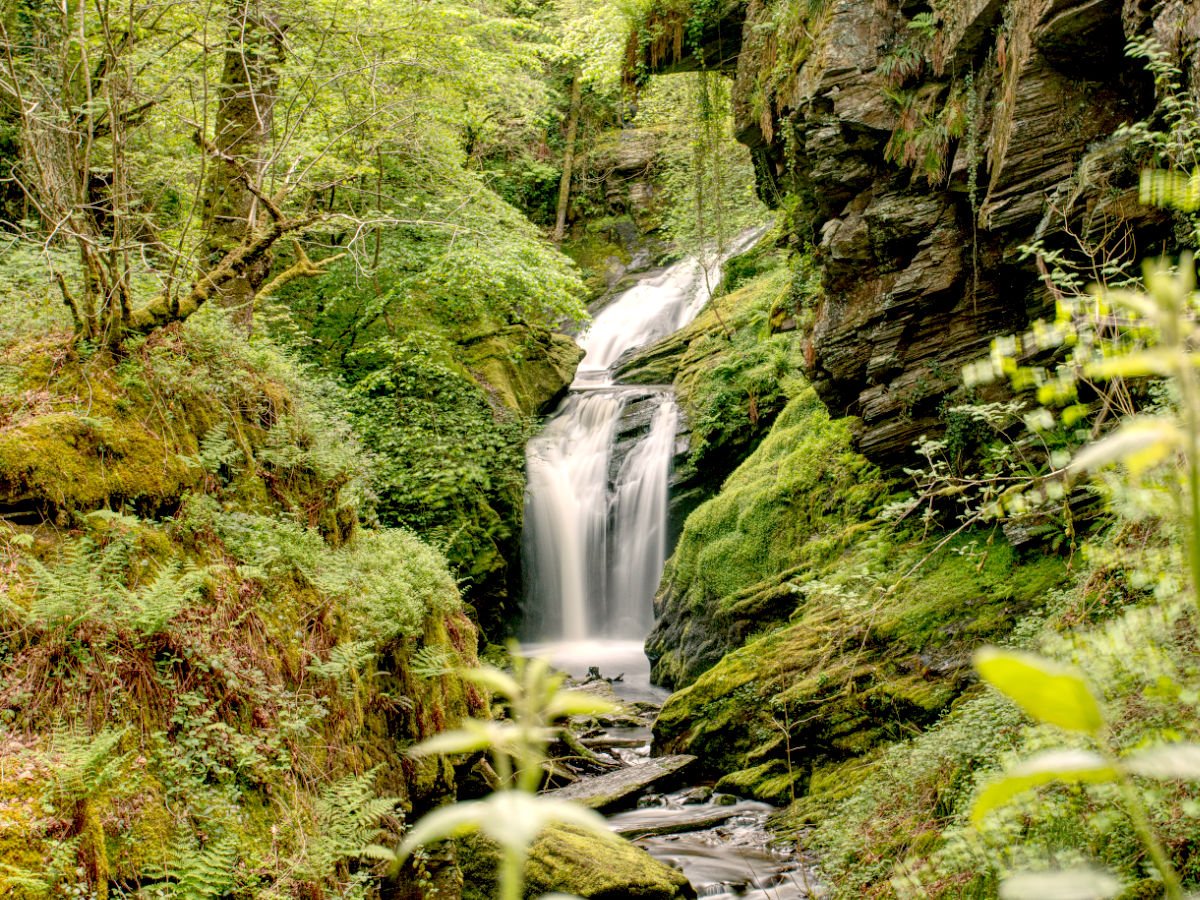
521,229,819,899
522,230,763,678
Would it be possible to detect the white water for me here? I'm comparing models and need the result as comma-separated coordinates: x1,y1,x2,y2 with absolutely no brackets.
573,229,764,387
523,228,765,643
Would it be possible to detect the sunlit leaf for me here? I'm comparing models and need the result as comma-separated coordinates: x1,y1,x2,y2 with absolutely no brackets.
973,749,1116,825
974,648,1104,734
1069,418,1180,475
406,728,493,758
999,867,1122,900
1126,743,1200,780
396,790,611,862
544,690,620,719
395,800,489,861
408,720,552,758
1086,349,1177,379
462,666,521,700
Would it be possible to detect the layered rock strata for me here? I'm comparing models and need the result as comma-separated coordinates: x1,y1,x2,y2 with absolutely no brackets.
632,0,1198,462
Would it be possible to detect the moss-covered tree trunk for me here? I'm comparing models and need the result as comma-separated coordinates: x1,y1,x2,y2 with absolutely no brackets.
199,0,284,326
553,74,582,245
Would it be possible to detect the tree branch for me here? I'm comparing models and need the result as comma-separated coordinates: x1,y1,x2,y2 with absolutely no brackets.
127,212,318,334
256,240,345,300
192,130,287,222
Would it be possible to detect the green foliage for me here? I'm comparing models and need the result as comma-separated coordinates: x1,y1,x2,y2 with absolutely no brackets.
347,336,530,598
884,83,968,184
293,772,400,885
1,530,205,644
635,73,767,258
1115,36,1200,248
0,304,483,898
376,656,617,900
669,389,885,618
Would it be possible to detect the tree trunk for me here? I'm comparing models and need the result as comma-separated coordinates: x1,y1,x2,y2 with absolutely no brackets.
200,0,283,326
553,74,582,245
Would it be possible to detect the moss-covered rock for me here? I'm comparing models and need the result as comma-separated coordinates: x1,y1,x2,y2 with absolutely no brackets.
653,528,1066,787
458,825,695,900
0,314,485,898
616,245,806,544
647,388,887,688
463,325,583,417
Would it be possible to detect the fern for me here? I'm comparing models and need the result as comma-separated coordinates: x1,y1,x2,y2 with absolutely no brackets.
163,828,240,900
179,424,246,483
22,538,107,632
16,534,203,639
293,771,399,882
121,563,205,636
50,727,129,803
0,836,82,896
411,644,454,680
307,639,376,692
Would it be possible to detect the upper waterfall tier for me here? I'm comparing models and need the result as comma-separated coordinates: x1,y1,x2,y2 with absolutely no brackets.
574,229,765,386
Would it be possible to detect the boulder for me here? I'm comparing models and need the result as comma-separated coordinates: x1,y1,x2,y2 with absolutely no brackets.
458,825,695,900
541,755,697,812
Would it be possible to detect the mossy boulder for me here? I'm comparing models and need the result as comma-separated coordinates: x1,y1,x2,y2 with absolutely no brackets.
0,315,486,897
648,370,1068,803
647,388,887,689
458,825,695,900
463,325,583,417
652,530,1067,796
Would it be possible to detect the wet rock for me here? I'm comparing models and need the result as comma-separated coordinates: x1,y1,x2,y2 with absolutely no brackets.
542,755,697,812
463,325,583,417
679,786,713,806
633,0,1187,467
610,806,742,838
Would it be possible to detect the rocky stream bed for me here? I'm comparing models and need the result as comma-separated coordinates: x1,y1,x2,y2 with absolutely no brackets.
546,658,823,900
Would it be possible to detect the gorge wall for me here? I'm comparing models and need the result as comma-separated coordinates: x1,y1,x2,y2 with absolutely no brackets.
633,0,1199,463
618,4,1200,890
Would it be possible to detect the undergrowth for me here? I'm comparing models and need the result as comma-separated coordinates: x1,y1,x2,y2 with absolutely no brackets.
0,310,483,899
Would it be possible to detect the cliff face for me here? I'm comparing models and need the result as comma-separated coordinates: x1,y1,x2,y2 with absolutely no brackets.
634,0,1198,463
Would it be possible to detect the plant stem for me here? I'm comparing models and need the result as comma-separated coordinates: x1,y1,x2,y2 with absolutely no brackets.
499,848,524,900
1116,772,1185,899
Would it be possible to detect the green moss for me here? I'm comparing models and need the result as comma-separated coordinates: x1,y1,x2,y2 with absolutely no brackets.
650,371,1069,814
0,761,47,897
0,314,485,898
715,761,805,803
462,325,583,417
648,387,889,687
459,825,692,900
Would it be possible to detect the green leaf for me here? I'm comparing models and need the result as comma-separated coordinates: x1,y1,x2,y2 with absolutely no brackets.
973,749,1116,825
406,728,493,758
1085,350,1177,379
1068,417,1180,475
544,690,620,719
462,666,521,700
397,790,611,862
999,868,1122,900
1126,743,1200,780
974,648,1104,734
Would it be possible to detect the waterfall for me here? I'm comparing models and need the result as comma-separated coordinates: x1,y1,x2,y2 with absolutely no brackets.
522,230,763,655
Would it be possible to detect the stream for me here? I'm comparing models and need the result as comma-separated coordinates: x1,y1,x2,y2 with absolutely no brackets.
520,232,822,898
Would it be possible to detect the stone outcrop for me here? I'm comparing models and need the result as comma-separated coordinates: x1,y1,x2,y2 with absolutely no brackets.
542,754,697,811
463,325,583,417
459,825,696,900
633,0,1199,464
